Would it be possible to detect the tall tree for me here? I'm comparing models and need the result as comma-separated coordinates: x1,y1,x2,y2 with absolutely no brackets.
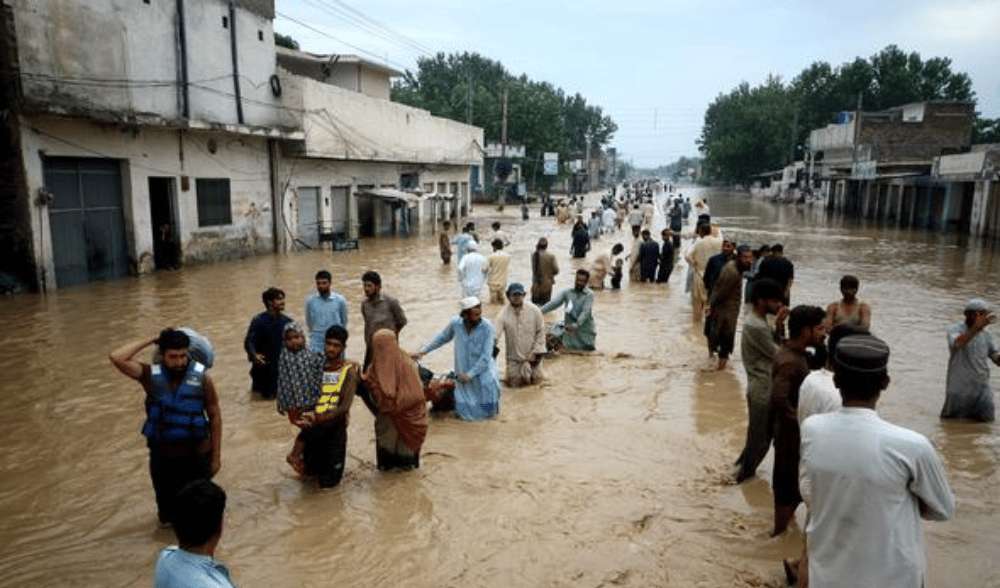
391,52,616,188
699,45,977,183
698,76,794,183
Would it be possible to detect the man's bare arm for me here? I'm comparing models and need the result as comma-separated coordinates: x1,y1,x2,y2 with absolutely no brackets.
203,375,222,477
109,336,158,380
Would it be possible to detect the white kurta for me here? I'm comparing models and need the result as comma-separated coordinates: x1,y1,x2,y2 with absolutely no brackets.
801,408,954,588
457,252,487,298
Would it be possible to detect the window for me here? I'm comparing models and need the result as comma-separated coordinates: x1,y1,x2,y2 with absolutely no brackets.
196,179,232,227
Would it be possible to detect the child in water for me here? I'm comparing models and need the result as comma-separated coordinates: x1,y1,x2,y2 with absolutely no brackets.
610,258,624,289
276,323,324,475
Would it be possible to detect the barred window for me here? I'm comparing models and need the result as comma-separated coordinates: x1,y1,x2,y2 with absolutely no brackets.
196,179,232,227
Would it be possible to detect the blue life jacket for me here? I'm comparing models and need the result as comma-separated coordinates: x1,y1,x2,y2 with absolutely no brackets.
142,361,208,444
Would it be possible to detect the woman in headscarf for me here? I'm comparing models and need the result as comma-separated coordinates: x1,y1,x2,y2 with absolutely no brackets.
361,329,429,470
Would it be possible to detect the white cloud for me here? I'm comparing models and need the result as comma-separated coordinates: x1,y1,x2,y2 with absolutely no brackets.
899,0,1000,44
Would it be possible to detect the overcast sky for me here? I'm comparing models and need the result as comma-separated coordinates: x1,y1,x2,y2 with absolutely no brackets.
275,0,1000,168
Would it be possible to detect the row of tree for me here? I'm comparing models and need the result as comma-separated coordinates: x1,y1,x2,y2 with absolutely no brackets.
391,52,617,190
697,45,998,184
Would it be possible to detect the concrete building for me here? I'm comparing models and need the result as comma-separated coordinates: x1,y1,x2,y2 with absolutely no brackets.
275,48,482,244
0,0,483,291
809,101,977,230
932,145,1000,240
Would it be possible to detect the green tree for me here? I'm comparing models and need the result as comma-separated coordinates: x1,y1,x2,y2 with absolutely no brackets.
972,116,1000,144
391,52,617,190
700,45,977,183
274,33,299,50
698,76,794,184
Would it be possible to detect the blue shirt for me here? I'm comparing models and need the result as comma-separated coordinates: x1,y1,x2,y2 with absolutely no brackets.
305,291,348,354
154,547,237,588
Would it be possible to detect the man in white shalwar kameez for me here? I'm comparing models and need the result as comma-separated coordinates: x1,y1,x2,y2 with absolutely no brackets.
457,242,487,299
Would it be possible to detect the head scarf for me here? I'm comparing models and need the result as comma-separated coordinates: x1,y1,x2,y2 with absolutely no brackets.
365,329,428,452
276,322,324,413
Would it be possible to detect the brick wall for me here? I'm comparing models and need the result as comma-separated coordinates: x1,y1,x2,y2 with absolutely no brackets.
860,101,974,162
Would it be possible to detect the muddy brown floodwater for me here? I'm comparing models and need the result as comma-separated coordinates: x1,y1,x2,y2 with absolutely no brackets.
1,187,999,587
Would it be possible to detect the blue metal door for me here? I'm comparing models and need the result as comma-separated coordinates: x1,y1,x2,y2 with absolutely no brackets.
44,158,128,287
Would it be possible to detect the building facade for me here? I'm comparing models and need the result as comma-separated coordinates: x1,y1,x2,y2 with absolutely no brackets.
0,0,483,291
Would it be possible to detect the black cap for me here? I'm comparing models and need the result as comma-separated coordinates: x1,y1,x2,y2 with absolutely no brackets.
834,334,889,373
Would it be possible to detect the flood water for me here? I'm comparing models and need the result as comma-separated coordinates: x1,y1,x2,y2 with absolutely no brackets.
1,187,998,587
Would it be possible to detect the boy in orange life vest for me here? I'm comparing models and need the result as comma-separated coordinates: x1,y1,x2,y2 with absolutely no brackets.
109,329,222,525
292,325,358,488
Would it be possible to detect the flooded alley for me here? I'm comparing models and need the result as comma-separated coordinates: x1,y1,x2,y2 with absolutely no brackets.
1,187,999,587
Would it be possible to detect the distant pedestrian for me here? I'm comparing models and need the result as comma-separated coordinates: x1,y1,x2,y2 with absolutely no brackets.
484,239,511,304
825,274,871,329
531,237,559,305
487,221,511,248
685,224,723,320
637,229,660,282
589,243,624,290
657,229,675,283
451,224,474,265
439,220,452,264
706,245,753,369
941,298,1000,421
457,241,487,298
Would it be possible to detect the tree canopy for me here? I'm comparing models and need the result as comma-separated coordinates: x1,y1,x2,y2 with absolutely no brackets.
391,52,617,188
698,45,977,184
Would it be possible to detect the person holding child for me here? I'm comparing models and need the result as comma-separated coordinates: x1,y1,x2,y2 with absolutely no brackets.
289,325,358,487
275,323,324,476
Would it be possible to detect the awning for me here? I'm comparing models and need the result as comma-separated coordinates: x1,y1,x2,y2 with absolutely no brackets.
359,188,421,208
421,192,455,200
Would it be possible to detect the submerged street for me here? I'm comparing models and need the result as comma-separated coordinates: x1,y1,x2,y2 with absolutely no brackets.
1,187,998,587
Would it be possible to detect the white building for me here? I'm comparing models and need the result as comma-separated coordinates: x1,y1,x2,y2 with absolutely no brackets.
0,0,483,290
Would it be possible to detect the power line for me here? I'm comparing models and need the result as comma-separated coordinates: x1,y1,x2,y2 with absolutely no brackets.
274,10,411,71
298,0,435,59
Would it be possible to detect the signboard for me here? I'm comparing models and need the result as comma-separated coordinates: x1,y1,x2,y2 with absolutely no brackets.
851,160,877,180
543,152,559,175
333,238,359,251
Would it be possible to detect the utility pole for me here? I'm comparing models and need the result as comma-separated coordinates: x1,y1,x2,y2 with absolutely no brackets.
501,86,508,159
466,70,473,125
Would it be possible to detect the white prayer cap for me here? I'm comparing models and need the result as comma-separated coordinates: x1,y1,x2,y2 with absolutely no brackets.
965,298,990,312
460,296,481,311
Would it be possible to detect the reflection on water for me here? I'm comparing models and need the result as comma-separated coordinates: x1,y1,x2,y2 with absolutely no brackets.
1,188,998,587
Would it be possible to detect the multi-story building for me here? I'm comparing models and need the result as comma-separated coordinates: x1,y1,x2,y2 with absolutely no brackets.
0,0,482,291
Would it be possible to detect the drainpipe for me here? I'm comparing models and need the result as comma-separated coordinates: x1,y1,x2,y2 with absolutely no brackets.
177,0,189,119
229,1,244,125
